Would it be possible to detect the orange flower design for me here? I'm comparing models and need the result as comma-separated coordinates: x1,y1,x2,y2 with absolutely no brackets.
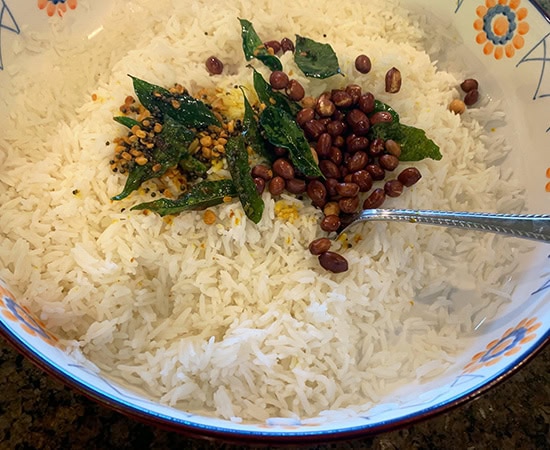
0,284,59,346
463,317,541,373
474,0,530,59
37,0,77,18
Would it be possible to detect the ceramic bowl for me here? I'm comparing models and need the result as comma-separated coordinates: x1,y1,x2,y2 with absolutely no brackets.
0,0,549,444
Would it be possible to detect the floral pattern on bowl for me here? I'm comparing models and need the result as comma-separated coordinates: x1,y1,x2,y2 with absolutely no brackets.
0,284,60,347
463,317,542,373
37,0,78,17
474,0,530,59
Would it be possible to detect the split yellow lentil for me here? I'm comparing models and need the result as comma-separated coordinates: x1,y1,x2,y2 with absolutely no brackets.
203,209,217,225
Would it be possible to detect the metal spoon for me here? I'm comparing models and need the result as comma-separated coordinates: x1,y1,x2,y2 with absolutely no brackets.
339,209,550,242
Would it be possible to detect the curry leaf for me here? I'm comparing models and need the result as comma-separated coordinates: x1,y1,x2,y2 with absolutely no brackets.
157,116,196,156
130,75,220,128
112,165,153,202
251,67,301,116
294,35,341,79
373,100,400,123
260,106,323,178
225,135,265,224
238,18,282,72
370,122,442,161
113,116,141,129
131,179,237,216
240,87,273,162
179,155,208,176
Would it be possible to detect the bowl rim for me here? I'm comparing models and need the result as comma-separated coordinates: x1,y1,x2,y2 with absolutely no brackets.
531,0,550,23
1,319,548,444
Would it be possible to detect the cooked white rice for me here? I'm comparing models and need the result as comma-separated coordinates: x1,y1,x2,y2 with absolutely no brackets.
0,0,526,421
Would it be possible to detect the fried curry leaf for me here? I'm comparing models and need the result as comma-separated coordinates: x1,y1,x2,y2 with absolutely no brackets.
131,179,237,216
179,155,208,176
370,122,442,161
112,165,153,202
161,117,196,153
240,87,273,162
225,135,265,224
130,75,220,128
260,106,323,178
111,117,195,201
294,35,341,79
373,100,400,123
251,67,301,116
113,116,141,129
239,18,282,72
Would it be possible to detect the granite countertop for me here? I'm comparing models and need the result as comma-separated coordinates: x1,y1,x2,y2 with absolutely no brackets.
2,2,550,449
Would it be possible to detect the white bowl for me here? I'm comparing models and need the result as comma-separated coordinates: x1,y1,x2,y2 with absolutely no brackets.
0,0,549,443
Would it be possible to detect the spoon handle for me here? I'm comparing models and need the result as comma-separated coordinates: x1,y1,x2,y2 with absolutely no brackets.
352,209,550,242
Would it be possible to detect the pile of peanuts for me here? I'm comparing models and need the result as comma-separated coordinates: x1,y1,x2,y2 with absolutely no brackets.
204,43,427,273
248,59,423,273
169,43,482,273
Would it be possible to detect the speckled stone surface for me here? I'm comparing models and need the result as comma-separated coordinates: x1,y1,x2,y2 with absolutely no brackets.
1,2,550,449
